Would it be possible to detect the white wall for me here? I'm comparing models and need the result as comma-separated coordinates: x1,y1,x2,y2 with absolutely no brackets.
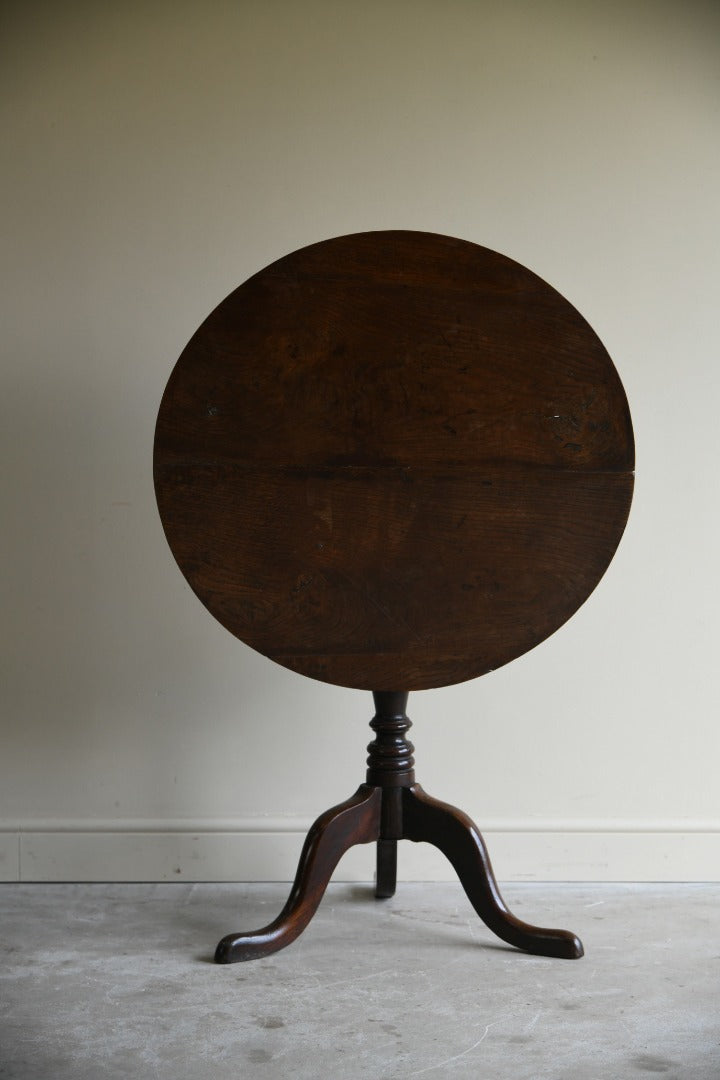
2,0,719,882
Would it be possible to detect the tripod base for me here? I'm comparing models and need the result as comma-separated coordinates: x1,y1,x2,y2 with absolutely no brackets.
215,695,583,964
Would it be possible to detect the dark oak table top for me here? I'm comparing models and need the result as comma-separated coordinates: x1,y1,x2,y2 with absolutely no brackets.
154,231,634,691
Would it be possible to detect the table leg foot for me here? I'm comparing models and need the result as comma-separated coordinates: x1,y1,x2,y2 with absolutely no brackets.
402,784,584,959
215,785,382,963
375,838,397,899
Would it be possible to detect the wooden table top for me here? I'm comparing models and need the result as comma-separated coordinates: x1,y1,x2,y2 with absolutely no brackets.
154,231,634,691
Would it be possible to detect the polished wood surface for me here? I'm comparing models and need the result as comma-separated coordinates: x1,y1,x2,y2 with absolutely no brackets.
154,231,634,691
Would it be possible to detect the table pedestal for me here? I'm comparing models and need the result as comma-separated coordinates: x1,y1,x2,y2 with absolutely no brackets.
215,692,583,963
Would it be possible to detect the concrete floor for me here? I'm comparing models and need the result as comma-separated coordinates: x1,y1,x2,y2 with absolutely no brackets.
0,883,718,1079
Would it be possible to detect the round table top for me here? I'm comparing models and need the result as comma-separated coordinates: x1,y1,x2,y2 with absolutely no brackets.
154,231,634,691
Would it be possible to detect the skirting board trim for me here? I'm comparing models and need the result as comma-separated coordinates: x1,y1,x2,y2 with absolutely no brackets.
1,824,720,883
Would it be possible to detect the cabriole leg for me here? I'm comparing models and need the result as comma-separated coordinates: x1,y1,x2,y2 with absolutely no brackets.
215,785,382,963
402,784,583,960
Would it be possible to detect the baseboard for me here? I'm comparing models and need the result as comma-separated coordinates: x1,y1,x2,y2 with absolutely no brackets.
2,821,720,882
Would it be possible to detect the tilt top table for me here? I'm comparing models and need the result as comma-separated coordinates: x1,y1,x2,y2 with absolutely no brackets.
154,231,634,963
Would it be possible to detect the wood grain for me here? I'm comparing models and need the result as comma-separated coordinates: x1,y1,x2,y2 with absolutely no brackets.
154,231,634,690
